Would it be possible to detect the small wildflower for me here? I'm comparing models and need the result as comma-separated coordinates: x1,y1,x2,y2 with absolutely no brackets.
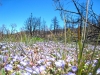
12,55,19,61
93,59,98,64
46,61,51,66
67,72,76,75
25,67,33,73
3,56,8,63
33,65,46,74
20,61,28,66
32,71,37,74
66,56,74,62
96,68,100,74
88,73,92,75
85,60,91,65
17,64,24,69
71,66,77,72
39,65,46,72
22,72,31,75
37,59,44,64
2,46,6,49
34,67,40,74
5,64,13,71
55,60,65,68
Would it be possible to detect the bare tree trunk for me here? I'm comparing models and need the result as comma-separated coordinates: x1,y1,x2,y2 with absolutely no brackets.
64,13,67,45
83,0,90,41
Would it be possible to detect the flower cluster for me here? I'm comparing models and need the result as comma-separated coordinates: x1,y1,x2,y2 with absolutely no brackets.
0,41,100,75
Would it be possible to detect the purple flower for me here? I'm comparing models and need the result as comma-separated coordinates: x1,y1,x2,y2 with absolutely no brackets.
25,67,33,73
5,64,13,71
55,60,65,68
3,56,8,63
33,65,46,74
93,59,98,64
71,66,77,72
67,72,76,75
92,60,98,67
85,60,91,65
12,55,19,61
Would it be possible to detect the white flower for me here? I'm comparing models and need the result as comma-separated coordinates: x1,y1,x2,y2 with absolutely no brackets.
39,65,46,72
66,56,74,62
97,68,100,74
50,58,55,61
10,61,13,64
20,61,28,66
32,71,37,74
2,46,6,49
46,62,51,66
46,56,55,61
34,67,40,74
19,56,26,61
17,64,24,69
37,59,44,64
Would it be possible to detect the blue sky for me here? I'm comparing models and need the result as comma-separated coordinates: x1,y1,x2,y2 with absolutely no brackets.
0,0,100,32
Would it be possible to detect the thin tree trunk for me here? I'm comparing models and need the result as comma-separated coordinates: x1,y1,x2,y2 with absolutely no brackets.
83,0,90,41
64,13,66,45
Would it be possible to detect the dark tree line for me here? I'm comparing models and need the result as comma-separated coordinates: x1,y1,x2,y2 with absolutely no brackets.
24,13,61,38
25,13,41,36
51,16,60,35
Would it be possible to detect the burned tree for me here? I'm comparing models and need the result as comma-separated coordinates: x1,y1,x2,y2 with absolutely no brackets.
51,16,59,35
41,20,46,38
25,13,41,36
53,0,96,43
25,13,33,36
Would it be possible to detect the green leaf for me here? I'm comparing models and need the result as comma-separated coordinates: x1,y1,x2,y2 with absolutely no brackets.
0,68,6,75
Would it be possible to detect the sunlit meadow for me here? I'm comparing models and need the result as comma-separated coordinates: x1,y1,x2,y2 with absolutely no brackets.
0,0,100,75
0,30,100,75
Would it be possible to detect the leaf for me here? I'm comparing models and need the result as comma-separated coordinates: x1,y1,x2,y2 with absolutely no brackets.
0,68,6,75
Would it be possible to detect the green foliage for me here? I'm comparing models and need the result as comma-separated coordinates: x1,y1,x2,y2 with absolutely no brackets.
31,37,44,42
66,28,72,43
21,35,44,45
0,68,6,75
